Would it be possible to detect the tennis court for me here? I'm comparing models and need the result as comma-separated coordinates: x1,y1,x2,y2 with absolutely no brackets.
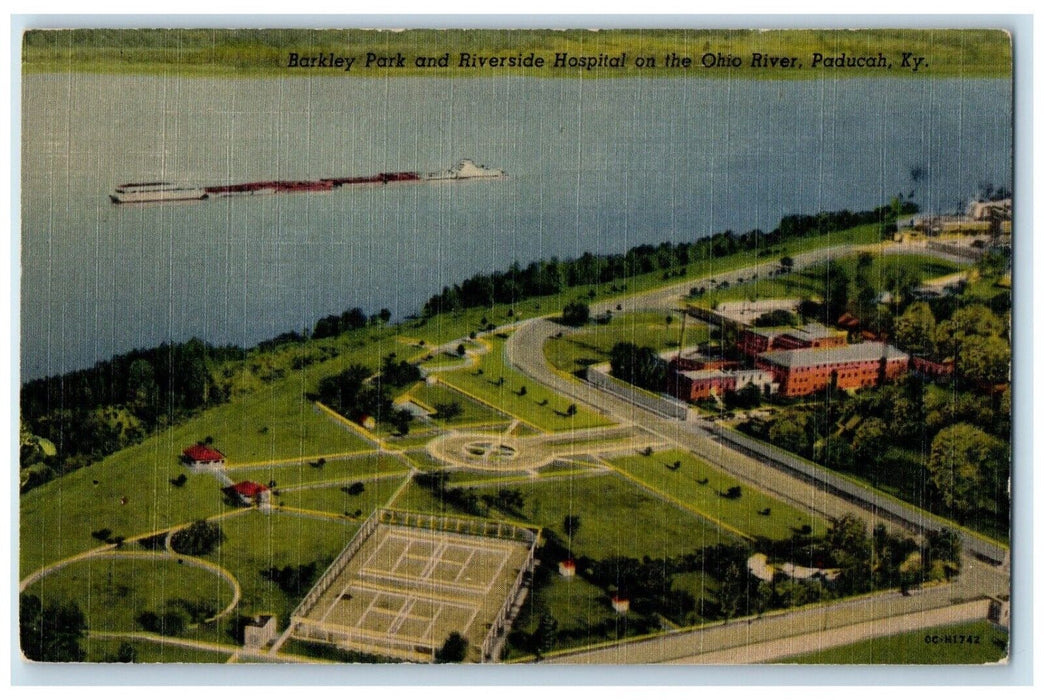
291,512,537,662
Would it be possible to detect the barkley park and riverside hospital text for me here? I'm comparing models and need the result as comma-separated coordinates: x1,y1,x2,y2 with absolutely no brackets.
285,50,930,72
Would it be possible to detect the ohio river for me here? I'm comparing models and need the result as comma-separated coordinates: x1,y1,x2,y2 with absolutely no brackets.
21,73,1010,380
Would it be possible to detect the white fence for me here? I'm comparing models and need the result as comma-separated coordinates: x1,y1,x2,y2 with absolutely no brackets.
586,365,689,420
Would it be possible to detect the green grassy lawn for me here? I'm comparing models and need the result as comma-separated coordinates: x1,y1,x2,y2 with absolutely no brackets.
374,427,444,450
276,475,407,516
20,450,237,577
671,570,720,612
416,350,472,370
962,269,1011,307
778,620,1008,664
436,336,613,432
195,388,376,465
545,312,711,374
401,449,449,470
394,473,742,560
20,355,386,576
199,511,360,631
409,381,511,426
200,345,390,462
225,451,408,488
608,449,825,540
507,574,619,658
84,637,233,663
697,252,966,307
26,556,235,635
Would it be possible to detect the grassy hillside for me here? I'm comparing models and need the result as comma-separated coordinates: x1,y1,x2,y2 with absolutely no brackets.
22,28,1012,79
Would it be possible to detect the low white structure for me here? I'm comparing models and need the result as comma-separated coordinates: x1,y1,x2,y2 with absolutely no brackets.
747,553,840,583
243,614,278,649
714,299,801,326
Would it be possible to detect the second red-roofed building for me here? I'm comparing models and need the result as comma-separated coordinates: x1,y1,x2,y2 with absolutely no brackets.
182,444,225,469
226,481,271,506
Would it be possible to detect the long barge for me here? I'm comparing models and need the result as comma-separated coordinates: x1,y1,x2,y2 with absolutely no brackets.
110,159,504,204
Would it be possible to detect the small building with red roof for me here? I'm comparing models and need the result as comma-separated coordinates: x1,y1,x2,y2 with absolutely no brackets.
225,481,271,506
558,559,576,578
182,444,226,469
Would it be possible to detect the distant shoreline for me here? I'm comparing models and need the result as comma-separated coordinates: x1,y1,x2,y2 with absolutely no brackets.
22,28,1013,79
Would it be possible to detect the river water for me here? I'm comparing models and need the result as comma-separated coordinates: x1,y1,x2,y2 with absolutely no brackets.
20,73,1011,380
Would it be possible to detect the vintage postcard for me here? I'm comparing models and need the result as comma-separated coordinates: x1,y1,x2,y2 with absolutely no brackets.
18,27,1014,667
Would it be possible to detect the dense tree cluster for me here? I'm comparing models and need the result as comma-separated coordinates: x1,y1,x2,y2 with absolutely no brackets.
314,364,393,423
609,342,667,392
434,632,469,663
422,205,907,317
746,375,1010,532
752,309,799,327
412,472,528,520
20,594,87,662
743,249,1011,535
312,307,368,339
517,511,952,655
170,519,224,556
260,562,320,596
379,353,422,388
20,338,233,489
560,301,591,327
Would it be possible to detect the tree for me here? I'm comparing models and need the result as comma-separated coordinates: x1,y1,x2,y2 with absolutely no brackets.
609,342,667,392
924,528,963,575
20,593,87,662
814,435,855,471
433,401,462,420
434,632,469,663
768,412,810,456
936,305,1005,355
136,610,185,637
825,514,873,594
561,301,590,327
115,642,137,663
392,408,413,436
927,423,1007,518
563,514,582,539
534,613,558,655
126,358,159,419
378,308,392,324
823,266,850,323
894,302,937,356
456,343,467,357
752,309,798,327
780,256,795,273
717,562,744,620
956,334,1010,386
380,354,422,388
884,267,918,308
316,364,393,423
170,519,223,556
851,417,888,470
